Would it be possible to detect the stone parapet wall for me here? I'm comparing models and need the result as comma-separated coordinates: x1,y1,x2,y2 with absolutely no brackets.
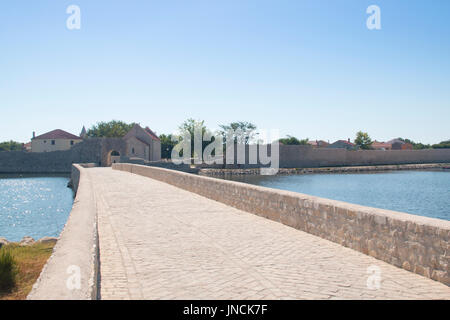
28,164,99,300
113,163,450,286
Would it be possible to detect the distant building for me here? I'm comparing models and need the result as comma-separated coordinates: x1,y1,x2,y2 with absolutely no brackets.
371,140,392,150
23,142,32,152
387,138,404,145
123,124,161,161
327,139,356,150
307,140,329,148
392,142,413,150
388,138,413,150
31,129,83,153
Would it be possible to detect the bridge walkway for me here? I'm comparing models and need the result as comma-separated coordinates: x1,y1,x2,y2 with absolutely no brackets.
88,168,449,300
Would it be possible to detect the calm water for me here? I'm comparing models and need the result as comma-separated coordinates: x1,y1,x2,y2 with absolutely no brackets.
0,175,74,242
222,170,450,221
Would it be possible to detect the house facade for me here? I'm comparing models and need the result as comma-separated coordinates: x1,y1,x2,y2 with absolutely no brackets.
371,141,392,150
31,129,83,153
307,140,329,148
392,142,413,150
388,139,413,150
123,124,161,161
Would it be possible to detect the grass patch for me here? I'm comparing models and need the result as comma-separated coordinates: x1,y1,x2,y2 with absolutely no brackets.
0,249,17,291
0,242,55,300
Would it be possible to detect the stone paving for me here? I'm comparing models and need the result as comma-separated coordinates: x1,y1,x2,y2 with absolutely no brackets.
88,168,450,300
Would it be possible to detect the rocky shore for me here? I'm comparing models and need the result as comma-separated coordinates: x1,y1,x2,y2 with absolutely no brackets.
0,236,57,249
198,162,450,176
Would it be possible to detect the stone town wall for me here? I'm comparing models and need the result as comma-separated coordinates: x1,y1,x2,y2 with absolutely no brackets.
147,145,450,169
0,138,126,172
0,139,102,173
28,164,99,300
1,141,449,173
278,145,450,168
113,163,450,286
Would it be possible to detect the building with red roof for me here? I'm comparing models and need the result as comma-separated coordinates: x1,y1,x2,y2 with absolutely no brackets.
371,140,392,150
31,129,83,152
307,140,329,148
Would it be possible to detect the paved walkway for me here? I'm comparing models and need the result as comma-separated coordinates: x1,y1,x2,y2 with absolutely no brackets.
88,168,450,300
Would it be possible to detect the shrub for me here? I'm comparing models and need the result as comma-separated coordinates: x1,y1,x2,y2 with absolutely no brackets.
0,248,18,291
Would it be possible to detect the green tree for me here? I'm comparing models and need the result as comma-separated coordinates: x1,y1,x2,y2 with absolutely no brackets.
176,119,211,158
354,131,373,150
432,140,450,149
397,137,431,150
279,135,309,145
0,140,23,151
159,134,177,159
87,120,136,138
219,121,257,144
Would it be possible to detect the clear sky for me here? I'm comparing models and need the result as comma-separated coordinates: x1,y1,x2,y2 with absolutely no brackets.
1,0,449,144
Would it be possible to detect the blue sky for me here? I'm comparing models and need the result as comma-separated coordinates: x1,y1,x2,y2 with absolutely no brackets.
1,0,449,144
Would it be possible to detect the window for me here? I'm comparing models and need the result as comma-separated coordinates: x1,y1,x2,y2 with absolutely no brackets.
70,140,74,145
132,148,135,154
44,140,47,143
51,140,55,145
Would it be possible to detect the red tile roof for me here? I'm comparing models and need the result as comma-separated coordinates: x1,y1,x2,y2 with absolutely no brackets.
144,127,160,141
307,140,329,147
371,141,392,149
335,140,355,146
33,129,82,140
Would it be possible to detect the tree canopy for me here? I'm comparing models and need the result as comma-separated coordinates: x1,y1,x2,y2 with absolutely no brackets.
0,140,23,151
354,131,373,150
279,136,309,145
175,118,211,158
159,133,177,159
397,137,431,150
432,140,450,149
178,118,209,138
87,120,136,138
219,121,257,144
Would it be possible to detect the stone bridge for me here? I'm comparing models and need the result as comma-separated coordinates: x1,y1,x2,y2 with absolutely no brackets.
28,164,450,300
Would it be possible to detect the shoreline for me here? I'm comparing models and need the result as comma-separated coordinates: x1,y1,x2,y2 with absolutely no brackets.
198,162,450,176
0,236,57,248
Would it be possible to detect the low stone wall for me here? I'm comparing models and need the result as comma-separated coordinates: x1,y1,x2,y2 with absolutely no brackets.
27,164,99,300
113,163,450,286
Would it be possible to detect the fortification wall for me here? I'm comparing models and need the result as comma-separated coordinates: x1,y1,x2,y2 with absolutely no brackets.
0,138,126,173
0,139,102,173
113,163,450,286
279,146,450,168
152,146,450,169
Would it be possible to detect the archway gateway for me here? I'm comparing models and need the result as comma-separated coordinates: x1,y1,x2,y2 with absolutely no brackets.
106,150,120,166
